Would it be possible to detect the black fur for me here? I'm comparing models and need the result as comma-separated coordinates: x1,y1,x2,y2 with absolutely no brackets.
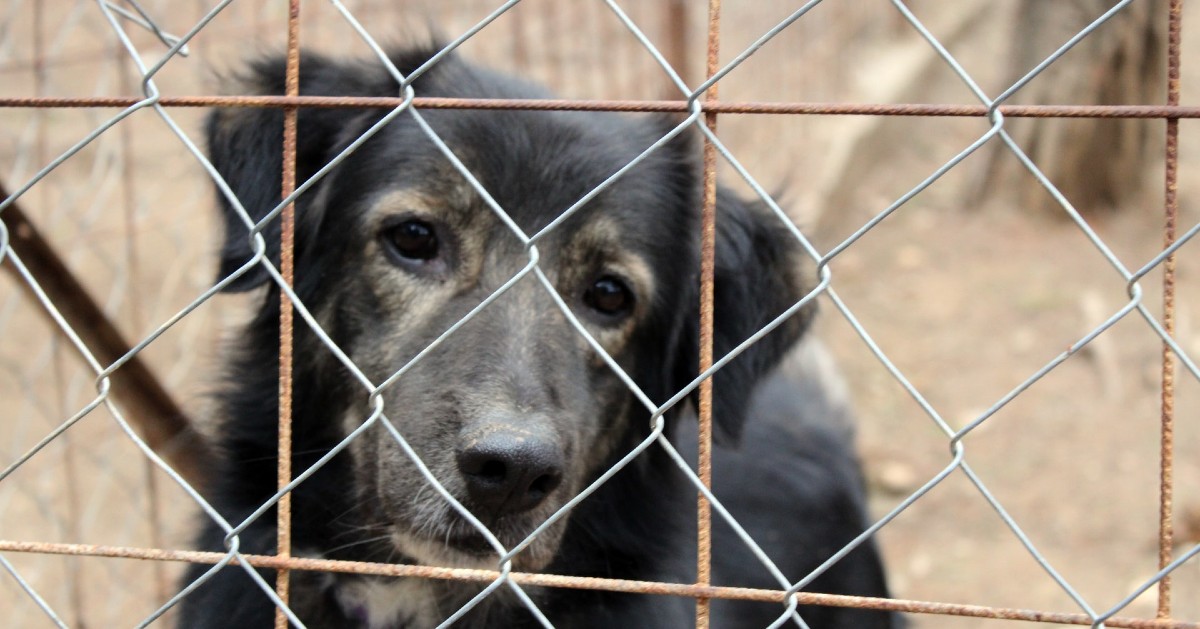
179,46,897,628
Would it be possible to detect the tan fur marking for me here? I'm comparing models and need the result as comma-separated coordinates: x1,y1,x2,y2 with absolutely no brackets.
560,216,656,359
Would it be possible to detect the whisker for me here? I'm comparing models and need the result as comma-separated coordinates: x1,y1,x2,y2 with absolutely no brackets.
323,533,395,556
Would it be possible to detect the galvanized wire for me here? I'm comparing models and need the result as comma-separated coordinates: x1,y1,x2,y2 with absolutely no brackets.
0,0,1196,627
0,553,67,629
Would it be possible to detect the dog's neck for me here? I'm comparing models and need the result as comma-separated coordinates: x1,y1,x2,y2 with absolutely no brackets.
331,572,523,629
335,576,441,629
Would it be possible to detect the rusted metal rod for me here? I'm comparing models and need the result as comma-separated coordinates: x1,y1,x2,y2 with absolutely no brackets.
274,0,302,625
695,0,721,624
1158,0,1184,618
2,95,1200,118
0,539,1196,629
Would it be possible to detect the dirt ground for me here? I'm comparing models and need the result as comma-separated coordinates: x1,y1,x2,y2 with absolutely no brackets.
822,180,1200,627
0,1,1198,627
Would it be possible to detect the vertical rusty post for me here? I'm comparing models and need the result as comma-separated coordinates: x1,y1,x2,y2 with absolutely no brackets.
276,2,302,627
696,1,721,628
1158,0,1183,619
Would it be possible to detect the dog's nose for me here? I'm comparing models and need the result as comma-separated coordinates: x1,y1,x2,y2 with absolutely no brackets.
457,429,564,516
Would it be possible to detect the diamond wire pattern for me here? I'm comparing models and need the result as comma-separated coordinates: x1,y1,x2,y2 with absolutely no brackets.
0,1,286,625
0,0,1197,627
173,0,819,623
623,0,1197,627
0,33,196,614
328,1,829,624
0,2,1132,624
1,209,140,628
751,2,1200,628
0,1,1056,626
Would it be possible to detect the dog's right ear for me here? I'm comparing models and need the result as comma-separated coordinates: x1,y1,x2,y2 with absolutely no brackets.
207,53,400,292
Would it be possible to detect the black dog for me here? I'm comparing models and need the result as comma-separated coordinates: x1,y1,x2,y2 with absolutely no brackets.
178,45,896,628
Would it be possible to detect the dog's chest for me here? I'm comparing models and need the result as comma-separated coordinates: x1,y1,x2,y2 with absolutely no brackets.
335,577,440,629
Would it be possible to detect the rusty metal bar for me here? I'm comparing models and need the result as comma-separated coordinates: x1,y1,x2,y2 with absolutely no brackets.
1158,0,1184,619
275,1,302,626
694,1,721,626
0,187,212,486
3,95,1200,118
0,539,1195,629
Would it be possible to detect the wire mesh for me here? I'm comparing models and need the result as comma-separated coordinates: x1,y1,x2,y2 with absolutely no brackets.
0,1,1198,627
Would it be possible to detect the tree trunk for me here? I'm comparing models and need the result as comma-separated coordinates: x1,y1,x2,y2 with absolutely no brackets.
980,0,1166,216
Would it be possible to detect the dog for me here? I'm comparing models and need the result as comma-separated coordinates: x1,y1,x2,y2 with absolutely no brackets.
178,44,897,628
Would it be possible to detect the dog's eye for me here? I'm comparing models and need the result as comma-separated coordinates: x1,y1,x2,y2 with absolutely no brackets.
385,219,439,261
584,276,634,317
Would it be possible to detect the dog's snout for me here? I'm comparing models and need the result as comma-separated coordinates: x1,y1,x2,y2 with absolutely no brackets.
457,428,564,516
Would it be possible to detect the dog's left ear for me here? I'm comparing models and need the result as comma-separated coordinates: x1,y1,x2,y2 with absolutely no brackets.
674,189,816,443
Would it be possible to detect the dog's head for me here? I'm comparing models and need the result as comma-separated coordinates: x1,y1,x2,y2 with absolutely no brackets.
209,48,814,570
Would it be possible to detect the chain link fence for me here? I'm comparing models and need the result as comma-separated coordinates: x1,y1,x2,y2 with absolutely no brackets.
1,0,1198,627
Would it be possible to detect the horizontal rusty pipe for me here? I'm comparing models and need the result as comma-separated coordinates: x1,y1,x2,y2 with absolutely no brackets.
0,95,1197,118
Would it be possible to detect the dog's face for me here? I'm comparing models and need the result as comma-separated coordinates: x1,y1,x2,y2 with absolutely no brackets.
318,108,697,570
209,50,811,571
